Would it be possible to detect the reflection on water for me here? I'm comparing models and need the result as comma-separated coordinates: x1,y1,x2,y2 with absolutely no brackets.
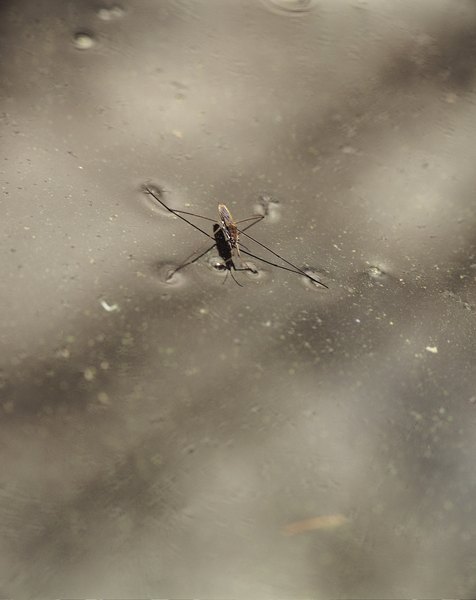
1,0,476,597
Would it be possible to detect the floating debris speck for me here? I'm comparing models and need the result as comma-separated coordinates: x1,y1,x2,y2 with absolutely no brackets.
100,300,120,312
283,514,349,536
83,367,96,381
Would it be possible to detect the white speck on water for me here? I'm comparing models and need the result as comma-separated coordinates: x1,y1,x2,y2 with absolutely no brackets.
56,348,70,359
426,346,438,354
84,367,96,381
100,299,120,312
97,391,110,405
410,410,423,421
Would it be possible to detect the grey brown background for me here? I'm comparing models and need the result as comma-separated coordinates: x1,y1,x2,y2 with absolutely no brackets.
1,0,476,597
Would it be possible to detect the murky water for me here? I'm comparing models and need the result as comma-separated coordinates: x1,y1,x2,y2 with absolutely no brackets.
1,0,476,597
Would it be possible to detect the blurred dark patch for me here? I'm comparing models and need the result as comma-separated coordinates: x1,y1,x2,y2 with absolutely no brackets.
1,442,184,595
0,316,139,422
383,25,476,91
0,289,185,423
289,19,476,184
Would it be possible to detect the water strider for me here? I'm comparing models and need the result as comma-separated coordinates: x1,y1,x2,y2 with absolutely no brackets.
144,186,327,288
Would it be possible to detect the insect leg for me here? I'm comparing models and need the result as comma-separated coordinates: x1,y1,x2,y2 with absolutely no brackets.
169,209,217,223
238,228,328,287
174,211,263,228
228,269,243,287
144,186,215,241
168,242,217,278
239,248,328,288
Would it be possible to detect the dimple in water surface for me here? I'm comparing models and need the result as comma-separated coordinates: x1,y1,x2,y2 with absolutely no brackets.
156,264,187,287
367,265,387,280
301,267,327,290
144,185,327,289
72,31,96,50
261,0,318,15
254,194,281,224
97,5,125,20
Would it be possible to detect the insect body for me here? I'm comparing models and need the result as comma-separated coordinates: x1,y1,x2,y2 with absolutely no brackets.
211,223,256,285
144,186,327,288
213,223,235,269
218,204,240,256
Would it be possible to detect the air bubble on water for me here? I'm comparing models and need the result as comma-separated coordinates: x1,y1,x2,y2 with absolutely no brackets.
97,5,125,20
261,0,318,15
72,31,96,50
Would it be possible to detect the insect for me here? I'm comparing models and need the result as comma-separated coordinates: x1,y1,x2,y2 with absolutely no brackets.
144,185,328,288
